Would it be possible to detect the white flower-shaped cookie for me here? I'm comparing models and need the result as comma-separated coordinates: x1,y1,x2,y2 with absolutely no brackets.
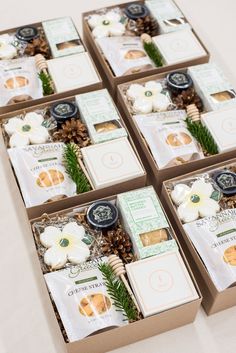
127,81,170,114
5,112,49,147
88,11,125,38
40,222,90,270
171,179,220,223
0,35,17,59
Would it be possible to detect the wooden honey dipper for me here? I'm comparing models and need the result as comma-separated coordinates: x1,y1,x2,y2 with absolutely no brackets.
35,54,54,93
108,254,141,313
141,33,152,44
35,54,49,74
75,145,95,190
186,104,200,122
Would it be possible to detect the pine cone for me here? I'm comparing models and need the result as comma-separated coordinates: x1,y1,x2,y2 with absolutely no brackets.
24,35,50,58
172,88,204,111
52,118,91,147
135,16,159,36
101,228,134,263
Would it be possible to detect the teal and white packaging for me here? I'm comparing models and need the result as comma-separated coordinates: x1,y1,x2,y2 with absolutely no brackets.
76,89,127,144
117,186,178,259
145,0,191,34
42,17,85,58
188,63,236,111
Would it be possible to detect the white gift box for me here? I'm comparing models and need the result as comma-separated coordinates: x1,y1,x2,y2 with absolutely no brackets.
153,29,207,65
126,251,199,317
202,106,236,153
47,53,100,93
81,137,145,189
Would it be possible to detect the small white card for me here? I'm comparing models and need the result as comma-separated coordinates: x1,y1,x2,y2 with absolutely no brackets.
153,29,206,65
81,137,144,189
126,251,199,317
47,53,100,93
202,106,236,153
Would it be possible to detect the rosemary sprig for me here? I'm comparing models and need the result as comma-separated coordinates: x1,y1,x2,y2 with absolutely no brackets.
185,117,218,155
99,262,139,322
143,41,164,67
63,143,91,194
38,71,54,96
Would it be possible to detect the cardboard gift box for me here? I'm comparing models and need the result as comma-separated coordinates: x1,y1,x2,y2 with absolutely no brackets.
161,158,236,315
0,93,146,219
82,0,209,100
117,67,236,194
29,191,202,353
0,18,103,115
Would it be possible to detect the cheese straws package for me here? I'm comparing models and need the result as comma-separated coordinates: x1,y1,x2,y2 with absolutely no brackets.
134,110,203,169
8,142,76,207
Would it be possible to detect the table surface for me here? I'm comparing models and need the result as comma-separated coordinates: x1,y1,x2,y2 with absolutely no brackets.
1,1,236,353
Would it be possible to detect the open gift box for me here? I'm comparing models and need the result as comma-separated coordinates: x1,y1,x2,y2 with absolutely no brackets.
82,0,209,100
29,187,202,353
161,158,236,315
117,64,236,193
0,89,146,219
0,17,103,115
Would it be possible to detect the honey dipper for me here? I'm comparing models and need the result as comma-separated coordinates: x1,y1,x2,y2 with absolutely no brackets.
108,254,141,313
35,54,48,75
186,104,200,122
141,33,152,44
76,145,95,190
35,54,54,93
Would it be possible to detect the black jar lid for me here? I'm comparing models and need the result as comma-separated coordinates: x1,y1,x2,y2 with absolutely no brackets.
213,171,236,196
16,26,39,42
124,3,149,20
166,72,193,95
87,201,119,231
50,101,78,127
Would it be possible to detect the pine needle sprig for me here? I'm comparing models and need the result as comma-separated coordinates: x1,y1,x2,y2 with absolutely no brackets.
143,41,164,68
63,143,91,194
185,117,218,155
99,262,139,322
38,72,54,96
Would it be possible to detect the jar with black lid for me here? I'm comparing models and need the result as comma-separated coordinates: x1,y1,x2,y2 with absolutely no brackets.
50,101,79,128
16,26,39,43
166,71,193,96
124,2,159,37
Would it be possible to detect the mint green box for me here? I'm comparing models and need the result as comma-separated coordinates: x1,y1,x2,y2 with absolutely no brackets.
117,186,177,259
42,17,85,58
76,89,127,144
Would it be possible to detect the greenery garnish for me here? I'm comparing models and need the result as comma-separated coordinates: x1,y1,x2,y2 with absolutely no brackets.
63,143,91,194
185,117,218,155
143,41,164,67
38,72,54,96
99,262,139,322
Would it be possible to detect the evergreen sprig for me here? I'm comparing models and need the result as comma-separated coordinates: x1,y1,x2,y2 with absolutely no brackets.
99,262,139,322
185,117,218,155
38,72,54,96
143,41,164,67
63,143,91,194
